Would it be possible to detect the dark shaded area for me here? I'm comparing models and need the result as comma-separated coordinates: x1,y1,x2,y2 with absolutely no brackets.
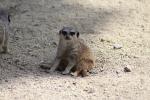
0,0,121,84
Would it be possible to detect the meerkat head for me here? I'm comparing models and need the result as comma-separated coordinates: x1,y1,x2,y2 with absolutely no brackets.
59,27,79,41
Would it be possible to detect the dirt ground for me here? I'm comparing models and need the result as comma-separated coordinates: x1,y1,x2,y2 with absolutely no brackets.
0,0,150,100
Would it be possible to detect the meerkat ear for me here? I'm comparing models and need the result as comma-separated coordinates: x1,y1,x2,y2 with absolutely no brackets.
77,32,79,38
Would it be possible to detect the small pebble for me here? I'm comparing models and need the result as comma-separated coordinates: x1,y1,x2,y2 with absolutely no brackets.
91,41,94,43
5,80,8,82
113,44,123,49
51,6,55,8
14,59,20,64
116,70,119,74
83,88,95,94
52,42,57,47
100,38,105,42
72,82,76,85
124,67,131,72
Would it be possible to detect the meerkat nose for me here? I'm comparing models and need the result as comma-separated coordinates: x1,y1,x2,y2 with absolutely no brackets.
66,36,71,40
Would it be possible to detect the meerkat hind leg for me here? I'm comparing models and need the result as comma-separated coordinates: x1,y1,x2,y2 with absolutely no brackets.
81,70,88,77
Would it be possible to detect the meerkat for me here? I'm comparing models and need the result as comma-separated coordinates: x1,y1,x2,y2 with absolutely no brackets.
48,27,95,77
0,9,10,53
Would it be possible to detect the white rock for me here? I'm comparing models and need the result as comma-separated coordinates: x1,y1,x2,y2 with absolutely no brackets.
113,44,123,49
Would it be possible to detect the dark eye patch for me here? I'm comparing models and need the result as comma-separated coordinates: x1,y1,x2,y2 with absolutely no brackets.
62,31,67,35
70,32,75,36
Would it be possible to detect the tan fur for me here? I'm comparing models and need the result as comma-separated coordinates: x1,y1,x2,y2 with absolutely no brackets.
70,39,95,77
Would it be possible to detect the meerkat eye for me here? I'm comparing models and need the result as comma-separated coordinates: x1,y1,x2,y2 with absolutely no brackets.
70,32,75,36
8,15,11,23
62,31,67,36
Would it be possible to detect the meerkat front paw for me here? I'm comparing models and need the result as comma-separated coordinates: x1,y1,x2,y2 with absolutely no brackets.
62,70,70,75
70,72,78,77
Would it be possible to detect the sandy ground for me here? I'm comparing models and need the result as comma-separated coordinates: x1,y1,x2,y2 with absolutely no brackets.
0,0,150,100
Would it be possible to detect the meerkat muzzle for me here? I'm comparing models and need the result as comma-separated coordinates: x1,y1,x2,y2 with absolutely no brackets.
65,36,71,40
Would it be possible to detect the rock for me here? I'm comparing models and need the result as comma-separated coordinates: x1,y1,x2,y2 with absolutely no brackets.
33,44,40,49
90,40,94,43
100,38,105,42
106,40,110,43
83,87,95,94
33,23,40,26
113,44,123,49
14,36,20,40
39,62,51,70
124,67,131,72
89,70,98,74
116,70,120,74
5,80,8,82
51,6,55,8
21,10,28,14
99,38,110,43
52,42,57,47
72,82,76,85
18,67,24,70
14,59,20,64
